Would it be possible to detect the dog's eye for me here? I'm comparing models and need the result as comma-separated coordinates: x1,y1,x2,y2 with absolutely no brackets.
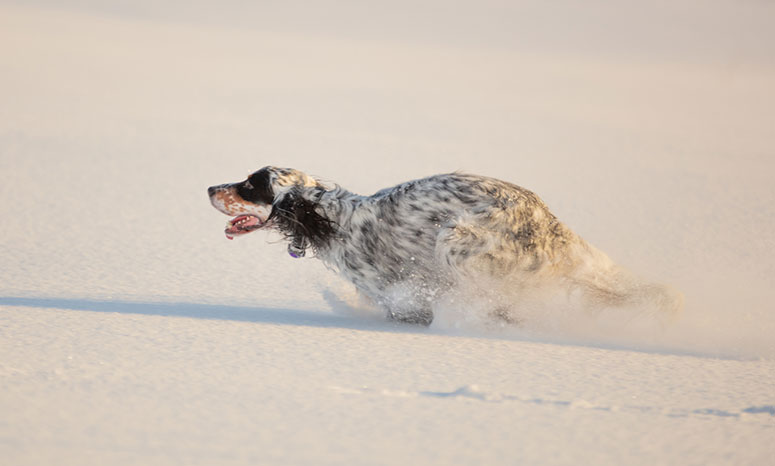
239,169,274,204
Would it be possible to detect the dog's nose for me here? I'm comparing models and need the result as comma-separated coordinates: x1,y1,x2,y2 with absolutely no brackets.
207,186,217,197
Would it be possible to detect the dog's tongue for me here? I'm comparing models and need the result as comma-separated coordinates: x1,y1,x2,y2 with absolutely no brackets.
225,215,262,240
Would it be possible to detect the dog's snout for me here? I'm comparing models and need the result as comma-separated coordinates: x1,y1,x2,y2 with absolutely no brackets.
207,186,218,197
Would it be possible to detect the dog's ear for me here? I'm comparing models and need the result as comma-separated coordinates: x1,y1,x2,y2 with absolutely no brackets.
270,188,335,256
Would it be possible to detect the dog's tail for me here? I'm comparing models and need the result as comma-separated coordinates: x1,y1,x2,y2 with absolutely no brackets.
567,242,684,321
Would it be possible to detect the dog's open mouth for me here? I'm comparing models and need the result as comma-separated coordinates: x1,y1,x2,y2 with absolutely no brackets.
225,215,265,240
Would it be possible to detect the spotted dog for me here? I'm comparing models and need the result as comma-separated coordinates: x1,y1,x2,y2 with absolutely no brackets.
208,166,681,325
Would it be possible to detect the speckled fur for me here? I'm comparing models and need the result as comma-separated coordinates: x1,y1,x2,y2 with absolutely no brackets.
209,166,680,325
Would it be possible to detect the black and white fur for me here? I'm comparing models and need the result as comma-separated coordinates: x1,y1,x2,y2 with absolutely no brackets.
208,166,681,326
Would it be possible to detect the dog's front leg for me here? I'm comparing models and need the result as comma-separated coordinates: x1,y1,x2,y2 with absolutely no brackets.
386,306,434,326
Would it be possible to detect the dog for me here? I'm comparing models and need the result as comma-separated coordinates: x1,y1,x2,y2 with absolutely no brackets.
208,166,681,326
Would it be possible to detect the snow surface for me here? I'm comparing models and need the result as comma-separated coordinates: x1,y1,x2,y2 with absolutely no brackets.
1,1,774,465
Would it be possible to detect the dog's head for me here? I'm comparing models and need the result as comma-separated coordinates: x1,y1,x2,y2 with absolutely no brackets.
208,166,335,255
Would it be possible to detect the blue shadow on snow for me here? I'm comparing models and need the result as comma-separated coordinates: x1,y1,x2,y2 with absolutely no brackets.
0,296,403,332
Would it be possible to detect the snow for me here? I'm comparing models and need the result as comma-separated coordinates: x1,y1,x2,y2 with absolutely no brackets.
1,1,774,465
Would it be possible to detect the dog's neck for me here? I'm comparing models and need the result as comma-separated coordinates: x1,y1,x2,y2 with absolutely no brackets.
315,186,363,224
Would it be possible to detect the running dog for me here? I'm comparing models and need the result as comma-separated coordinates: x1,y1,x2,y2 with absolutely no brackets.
208,166,681,325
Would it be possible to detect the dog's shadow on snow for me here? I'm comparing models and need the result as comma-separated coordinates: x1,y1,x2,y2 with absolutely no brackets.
0,295,753,360
0,295,415,334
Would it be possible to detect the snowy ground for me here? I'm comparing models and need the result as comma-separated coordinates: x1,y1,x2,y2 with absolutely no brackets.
1,1,774,465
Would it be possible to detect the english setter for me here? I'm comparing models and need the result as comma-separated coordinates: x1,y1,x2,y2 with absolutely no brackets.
208,166,681,325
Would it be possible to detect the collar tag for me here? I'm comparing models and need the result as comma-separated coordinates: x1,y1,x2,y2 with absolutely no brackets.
288,243,306,258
